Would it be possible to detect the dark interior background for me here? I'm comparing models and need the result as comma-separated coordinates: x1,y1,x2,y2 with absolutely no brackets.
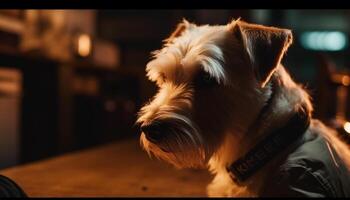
0,9,349,170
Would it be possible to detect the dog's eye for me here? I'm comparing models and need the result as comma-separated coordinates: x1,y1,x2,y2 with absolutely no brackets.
193,70,218,88
160,73,166,82
157,73,166,85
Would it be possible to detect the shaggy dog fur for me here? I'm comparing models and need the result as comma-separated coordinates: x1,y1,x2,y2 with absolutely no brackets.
136,19,350,197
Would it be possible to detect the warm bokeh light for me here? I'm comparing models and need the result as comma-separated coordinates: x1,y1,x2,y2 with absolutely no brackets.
344,122,350,134
78,34,91,57
342,76,350,86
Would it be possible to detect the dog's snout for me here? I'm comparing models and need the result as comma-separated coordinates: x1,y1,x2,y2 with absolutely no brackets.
141,123,164,143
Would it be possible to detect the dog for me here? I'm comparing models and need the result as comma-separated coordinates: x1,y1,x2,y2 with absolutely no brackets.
136,18,350,197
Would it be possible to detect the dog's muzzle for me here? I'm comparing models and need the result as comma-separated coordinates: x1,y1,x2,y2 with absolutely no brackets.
140,122,166,143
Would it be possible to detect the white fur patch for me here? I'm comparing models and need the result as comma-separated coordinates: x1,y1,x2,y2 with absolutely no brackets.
146,25,228,85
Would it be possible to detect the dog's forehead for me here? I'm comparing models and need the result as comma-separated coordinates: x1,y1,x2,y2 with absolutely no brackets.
146,24,228,84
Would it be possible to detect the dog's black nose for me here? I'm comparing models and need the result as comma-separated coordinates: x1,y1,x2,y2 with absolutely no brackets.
140,123,163,143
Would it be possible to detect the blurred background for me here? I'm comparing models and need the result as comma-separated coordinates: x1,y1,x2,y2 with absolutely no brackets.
0,9,349,170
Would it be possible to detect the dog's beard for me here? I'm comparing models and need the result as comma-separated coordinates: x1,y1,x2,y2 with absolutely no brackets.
137,83,209,168
139,112,208,169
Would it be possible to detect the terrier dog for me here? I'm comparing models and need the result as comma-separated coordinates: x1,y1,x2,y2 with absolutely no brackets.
136,19,350,197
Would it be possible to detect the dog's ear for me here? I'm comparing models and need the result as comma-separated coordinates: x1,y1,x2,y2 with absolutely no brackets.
164,18,196,43
228,20,293,88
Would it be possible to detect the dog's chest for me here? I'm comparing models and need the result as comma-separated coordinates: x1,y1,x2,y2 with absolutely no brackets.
208,127,350,197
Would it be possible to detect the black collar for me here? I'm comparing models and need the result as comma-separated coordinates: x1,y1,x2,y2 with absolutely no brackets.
226,80,311,184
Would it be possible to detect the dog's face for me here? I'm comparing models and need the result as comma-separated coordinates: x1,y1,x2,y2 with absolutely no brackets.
137,19,293,169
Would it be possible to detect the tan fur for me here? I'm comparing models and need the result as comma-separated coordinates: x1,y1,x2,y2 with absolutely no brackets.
137,19,350,197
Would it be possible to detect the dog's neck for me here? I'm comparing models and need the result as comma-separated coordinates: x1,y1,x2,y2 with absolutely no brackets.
227,74,310,183
238,66,311,157
208,65,313,190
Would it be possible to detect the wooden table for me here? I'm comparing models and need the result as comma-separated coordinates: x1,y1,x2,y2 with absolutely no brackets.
0,138,212,197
